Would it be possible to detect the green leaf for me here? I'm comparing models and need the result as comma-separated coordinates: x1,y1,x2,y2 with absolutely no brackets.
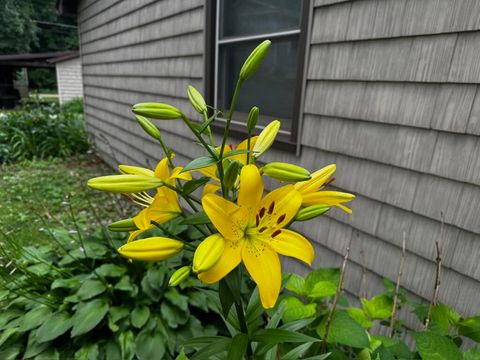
458,316,480,342
371,336,413,359
184,336,229,347
198,114,216,134
135,330,165,360
282,342,314,360
95,264,126,277
24,332,50,358
115,275,138,295
413,331,462,360
34,348,60,360
282,296,316,323
316,311,369,348
19,306,51,332
119,330,136,360
251,329,320,345
131,306,150,329
165,289,189,311
0,344,21,360
280,318,315,331
74,343,99,360
77,279,107,301
105,339,121,360
304,268,339,294
51,277,80,290
109,306,130,323
175,348,190,360
346,308,373,329
361,295,393,320
161,302,189,328
0,327,18,348
190,338,231,360
227,333,249,360
71,299,109,337
430,304,461,335
35,312,72,343
223,149,251,159
180,211,211,225
285,273,305,295
463,348,480,360
219,279,235,318
182,156,217,173
309,281,338,298
182,177,211,195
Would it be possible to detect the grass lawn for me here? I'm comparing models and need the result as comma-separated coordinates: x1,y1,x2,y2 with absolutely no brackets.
0,154,133,246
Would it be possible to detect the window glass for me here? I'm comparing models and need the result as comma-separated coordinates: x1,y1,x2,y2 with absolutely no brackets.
220,0,302,39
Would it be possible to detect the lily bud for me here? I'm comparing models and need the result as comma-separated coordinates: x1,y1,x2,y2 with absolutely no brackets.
118,164,154,177
169,266,191,286
239,40,271,81
253,120,280,158
247,106,259,133
193,234,225,273
223,161,241,189
187,85,207,114
88,175,163,193
261,162,311,182
135,115,161,140
118,237,184,261
108,218,139,232
295,205,330,221
132,102,182,120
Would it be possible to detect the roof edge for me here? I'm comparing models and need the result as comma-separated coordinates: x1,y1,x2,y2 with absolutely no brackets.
56,0,79,16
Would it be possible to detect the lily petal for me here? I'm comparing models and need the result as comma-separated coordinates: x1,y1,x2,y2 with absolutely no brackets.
270,229,314,266
302,191,355,211
242,242,281,309
202,194,248,240
238,165,264,218
119,165,155,177
198,238,242,283
171,166,192,181
154,157,170,179
203,182,221,196
258,185,302,229
294,164,336,194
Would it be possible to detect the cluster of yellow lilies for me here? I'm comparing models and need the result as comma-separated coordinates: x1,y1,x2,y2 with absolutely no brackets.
88,120,354,308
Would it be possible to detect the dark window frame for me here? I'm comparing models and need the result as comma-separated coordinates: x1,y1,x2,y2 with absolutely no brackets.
204,0,310,152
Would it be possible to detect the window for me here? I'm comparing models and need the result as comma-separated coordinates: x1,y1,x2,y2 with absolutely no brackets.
205,0,309,149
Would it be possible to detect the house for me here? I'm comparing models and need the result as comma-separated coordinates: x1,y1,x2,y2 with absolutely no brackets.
59,0,480,324
49,51,83,104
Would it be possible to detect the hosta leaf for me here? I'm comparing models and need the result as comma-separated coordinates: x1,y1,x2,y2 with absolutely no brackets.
24,332,50,358
35,311,72,343
74,343,99,360
135,330,165,360
51,278,80,290
95,264,126,277
131,306,150,329
413,331,462,360
77,279,107,300
119,330,136,360
19,306,51,332
71,299,109,337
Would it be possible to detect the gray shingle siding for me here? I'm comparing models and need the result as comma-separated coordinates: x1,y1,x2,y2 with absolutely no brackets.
77,0,480,317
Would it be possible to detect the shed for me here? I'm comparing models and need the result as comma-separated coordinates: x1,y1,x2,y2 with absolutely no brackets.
49,51,83,104
60,0,480,322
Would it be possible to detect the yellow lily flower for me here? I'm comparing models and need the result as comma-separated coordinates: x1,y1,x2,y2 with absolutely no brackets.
294,164,355,214
199,164,314,309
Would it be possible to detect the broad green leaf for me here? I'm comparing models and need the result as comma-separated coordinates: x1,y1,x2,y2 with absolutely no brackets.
135,330,165,360
115,275,135,292
347,308,373,329
463,348,480,360
0,344,21,360
182,156,217,173
131,306,150,329
317,311,369,348
19,306,51,332
309,281,337,298
105,339,121,360
35,312,72,343
282,342,314,360
372,336,413,359
71,299,109,337
430,304,461,335
74,343,99,360
161,302,189,328
458,316,480,342
109,306,130,323
361,295,393,320
219,279,235,318
285,273,306,294
119,330,136,360
282,296,316,323
27,263,51,276
413,331,462,360
0,310,22,330
304,268,340,294
0,327,18,348
51,277,80,290
95,264,126,277
77,279,107,300
176,348,190,360
227,333,249,360
34,348,60,360
24,332,49,358
182,177,210,195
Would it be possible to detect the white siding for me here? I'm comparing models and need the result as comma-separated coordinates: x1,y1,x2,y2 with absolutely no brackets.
56,57,83,104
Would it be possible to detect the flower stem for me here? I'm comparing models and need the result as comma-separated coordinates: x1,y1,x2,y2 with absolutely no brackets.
181,115,217,159
203,110,215,146
234,300,253,358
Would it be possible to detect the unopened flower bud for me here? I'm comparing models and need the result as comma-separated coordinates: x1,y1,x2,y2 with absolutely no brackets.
118,164,154,177
239,40,271,81
135,115,161,140
87,175,163,193
108,218,139,232
261,162,311,182
132,102,182,120
247,106,259,133
193,234,225,273
169,266,191,286
223,161,241,189
295,205,330,221
253,120,280,158
187,85,207,114
118,237,184,261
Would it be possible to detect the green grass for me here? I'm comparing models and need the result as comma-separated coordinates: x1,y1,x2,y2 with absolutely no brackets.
0,154,134,246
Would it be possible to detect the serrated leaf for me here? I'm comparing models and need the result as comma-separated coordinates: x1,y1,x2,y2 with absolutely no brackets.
317,311,369,348
361,295,393,320
96,264,126,277
281,296,316,323
135,330,165,360
346,308,373,329
458,316,480,342
227,333,249,360
304,268,339,294
182,177,211,195
309,281,337,298
77,279,107,301
285,273,305,295
413,331,462,360
463,348,480,360
35,312,72,343
71,299,109,337
181,157,217,173
131,306,150,329
180,211,211,225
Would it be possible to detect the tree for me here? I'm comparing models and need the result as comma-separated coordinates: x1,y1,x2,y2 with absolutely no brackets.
0,0,38,54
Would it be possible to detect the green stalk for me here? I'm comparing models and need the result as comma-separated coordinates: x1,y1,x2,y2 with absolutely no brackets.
181,115,218,159
156,133,175,169
218,80,243,198
203,110,215,146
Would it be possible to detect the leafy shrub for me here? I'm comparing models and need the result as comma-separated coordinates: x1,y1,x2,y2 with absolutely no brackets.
0,220,218,359
0,98,89,163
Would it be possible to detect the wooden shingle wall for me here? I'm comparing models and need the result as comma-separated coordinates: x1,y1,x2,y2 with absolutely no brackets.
77,0,480,320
